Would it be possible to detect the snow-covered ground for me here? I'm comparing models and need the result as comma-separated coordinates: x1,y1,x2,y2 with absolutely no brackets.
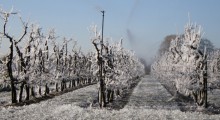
125,75,178,110
0,75,220,120
0,91,11,105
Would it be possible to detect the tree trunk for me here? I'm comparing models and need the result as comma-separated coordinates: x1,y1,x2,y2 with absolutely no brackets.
202,61,208,107
19,82,25,102
7,42,17,103
11,81,17,103
88,78,91,84
61,81,64,91
76,78,79,87
196,61,208,108
44,83,49,96
72,80,75,88
39,85,41,95
109,90,114,102
116,89,120,96
99,78,106,108
204,76,208,107
69,81,71,88
56,83,59,92
25,84,30,101
107,89,111,103
31,86,35,98
44,84,47,96
46,84,50,94
64,81,67,89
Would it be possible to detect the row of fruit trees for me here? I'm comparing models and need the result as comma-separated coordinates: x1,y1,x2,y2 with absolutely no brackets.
0,8,145,107
151,20,220,108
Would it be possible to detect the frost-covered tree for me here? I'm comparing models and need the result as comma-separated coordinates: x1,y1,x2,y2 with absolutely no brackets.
0,7,28,103
152,21,208,107
90,25,107,107
90,25,144,107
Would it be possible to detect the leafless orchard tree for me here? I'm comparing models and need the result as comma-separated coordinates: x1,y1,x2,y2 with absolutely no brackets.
0,7,28,103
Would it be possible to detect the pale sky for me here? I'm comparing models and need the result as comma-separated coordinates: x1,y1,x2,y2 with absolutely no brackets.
1,0,220,61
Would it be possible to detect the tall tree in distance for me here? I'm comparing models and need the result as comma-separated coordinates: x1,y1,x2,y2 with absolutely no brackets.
199,38,214,54
158,35,177,55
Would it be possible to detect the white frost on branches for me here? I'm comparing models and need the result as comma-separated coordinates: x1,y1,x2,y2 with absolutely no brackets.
89,25,145,90
151,21,207,97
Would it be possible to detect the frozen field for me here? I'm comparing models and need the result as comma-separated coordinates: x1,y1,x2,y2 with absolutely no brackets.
0,75,220,120
125,75,178,110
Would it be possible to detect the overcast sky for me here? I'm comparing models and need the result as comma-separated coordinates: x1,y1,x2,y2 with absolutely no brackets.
1,0,220,61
